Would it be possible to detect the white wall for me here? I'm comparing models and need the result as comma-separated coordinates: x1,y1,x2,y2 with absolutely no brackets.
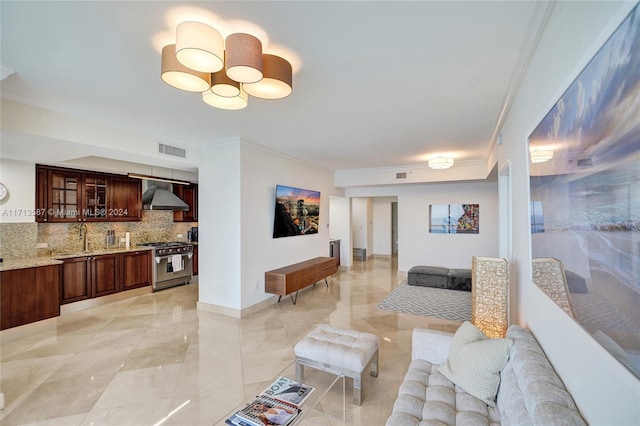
198,139,339,312
498,1,640,423
0,159,35,223
347,180,499,273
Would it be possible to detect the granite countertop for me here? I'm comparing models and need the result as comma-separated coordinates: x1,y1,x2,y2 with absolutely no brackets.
0,246,154,272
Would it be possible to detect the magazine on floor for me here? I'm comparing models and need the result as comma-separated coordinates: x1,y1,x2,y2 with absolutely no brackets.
227,395,300,426
261,376,315,407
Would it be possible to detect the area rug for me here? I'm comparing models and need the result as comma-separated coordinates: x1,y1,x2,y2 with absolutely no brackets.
377,281,471,322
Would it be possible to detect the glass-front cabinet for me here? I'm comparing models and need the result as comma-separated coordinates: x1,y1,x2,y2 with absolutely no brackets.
36,165,142,223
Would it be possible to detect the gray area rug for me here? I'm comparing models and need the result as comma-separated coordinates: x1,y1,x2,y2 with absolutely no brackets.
377,281,471,322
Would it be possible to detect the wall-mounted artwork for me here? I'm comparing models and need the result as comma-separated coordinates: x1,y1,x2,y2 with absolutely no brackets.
429,204,479,234
273,185,320,238
529,5,640,378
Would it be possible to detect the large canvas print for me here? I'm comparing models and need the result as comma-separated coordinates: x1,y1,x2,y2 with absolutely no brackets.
528,5,640,378
273,185,320,238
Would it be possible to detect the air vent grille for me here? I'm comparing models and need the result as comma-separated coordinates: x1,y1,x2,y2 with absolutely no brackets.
158,143,186,158
396,172,407,179
577,159,592,167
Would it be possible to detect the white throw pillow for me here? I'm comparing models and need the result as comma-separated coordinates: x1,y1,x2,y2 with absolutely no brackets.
438,321,513,406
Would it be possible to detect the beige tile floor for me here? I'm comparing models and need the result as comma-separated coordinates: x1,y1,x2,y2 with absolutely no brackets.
0,256,462,426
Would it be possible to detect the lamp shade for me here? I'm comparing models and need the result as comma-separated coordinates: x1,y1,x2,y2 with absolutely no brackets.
202,85,248,110
225,33,263,83
243,54,293,99
161,44,211,92
176,21,224,73
428,157,454,169
211,69,241,97
530,150,554,163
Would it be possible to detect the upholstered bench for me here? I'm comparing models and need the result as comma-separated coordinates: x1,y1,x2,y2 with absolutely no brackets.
294,324,379,405
408,266,472,291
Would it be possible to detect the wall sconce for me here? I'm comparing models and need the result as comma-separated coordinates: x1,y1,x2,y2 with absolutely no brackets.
530,150,554,163
428,157,455,170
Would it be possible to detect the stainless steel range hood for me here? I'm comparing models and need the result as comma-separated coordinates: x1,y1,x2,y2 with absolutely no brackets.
142,181,189,211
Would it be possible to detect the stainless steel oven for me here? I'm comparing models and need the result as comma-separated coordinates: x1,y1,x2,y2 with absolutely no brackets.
139,242,194,291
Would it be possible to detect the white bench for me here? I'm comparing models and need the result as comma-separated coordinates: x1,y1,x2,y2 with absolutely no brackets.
294,324,379,405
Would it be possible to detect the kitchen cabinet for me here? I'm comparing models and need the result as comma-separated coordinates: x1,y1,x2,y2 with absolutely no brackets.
60,253,119,304
109,176,142,221
192,245,198,276
36,165,142,223
173,183,198,222
60,256,91,303
1,265,61,330
120,250,152,291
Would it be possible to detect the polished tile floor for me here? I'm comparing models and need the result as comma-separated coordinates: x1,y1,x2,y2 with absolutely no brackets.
0,256,462,426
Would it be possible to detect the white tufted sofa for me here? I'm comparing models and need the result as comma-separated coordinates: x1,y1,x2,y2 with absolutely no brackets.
386,325,586,425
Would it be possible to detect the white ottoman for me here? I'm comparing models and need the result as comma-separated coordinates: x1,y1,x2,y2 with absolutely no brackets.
294,324,379,405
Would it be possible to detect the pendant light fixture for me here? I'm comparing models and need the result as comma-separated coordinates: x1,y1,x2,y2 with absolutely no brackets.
161,44,211,92
243,54,293,99
175,21,224,73
225,33,264,83
202,85,249,110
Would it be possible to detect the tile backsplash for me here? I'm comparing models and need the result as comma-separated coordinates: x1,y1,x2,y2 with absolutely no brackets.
0,210,196,259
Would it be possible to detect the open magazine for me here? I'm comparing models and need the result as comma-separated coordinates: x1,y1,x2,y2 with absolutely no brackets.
226,377,315,426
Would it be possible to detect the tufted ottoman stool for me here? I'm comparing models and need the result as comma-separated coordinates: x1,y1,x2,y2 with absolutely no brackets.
294,324,379,405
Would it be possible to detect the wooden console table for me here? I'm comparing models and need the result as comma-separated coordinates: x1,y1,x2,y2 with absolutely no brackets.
265,257,338,304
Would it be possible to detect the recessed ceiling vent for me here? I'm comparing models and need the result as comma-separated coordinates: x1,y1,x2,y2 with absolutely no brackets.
577,159,592,167
158,143,186,158
396,172,407,179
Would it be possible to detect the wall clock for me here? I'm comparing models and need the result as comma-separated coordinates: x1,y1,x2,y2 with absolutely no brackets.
0,182,8,201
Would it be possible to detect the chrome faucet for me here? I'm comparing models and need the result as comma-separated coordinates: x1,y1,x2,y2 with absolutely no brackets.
79,223,90,252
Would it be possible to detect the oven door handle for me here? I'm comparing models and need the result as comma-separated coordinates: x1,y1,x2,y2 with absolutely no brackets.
155,253,193,264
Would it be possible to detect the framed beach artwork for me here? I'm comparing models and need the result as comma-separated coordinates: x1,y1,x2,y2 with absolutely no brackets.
429,204,479,234
528,5,640,377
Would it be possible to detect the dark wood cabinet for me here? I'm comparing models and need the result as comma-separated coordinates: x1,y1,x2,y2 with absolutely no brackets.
61,257,91,303
1,265,61,330
91,254,119,297
61,251,151,304
173,183,198,222
110,176,142,221
120,250,152,291
36,165,142,223
192,245,198,276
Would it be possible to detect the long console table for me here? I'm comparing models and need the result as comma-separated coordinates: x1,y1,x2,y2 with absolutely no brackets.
265,257,338,304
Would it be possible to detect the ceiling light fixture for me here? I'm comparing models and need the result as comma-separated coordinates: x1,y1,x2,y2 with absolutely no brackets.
428,157,455,170
160,21,293,110
243,54,293,99
175,21,224,73
530,150,554,163
161,44,211,92
202,85,249,110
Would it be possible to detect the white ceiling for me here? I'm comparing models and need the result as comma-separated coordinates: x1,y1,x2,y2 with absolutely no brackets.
1,1,543,174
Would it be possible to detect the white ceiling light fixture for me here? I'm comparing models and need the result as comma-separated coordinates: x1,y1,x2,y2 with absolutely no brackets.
160,20,294,110
428,157,455,170
175,21,224,73
530,150,554,163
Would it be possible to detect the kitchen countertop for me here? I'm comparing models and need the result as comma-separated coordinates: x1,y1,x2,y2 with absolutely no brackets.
0,246,154,272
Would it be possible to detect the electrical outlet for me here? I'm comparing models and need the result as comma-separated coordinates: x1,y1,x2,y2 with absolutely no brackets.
37,242,48,249
120,237,126,243
255,281,260,291
177,234,183,238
